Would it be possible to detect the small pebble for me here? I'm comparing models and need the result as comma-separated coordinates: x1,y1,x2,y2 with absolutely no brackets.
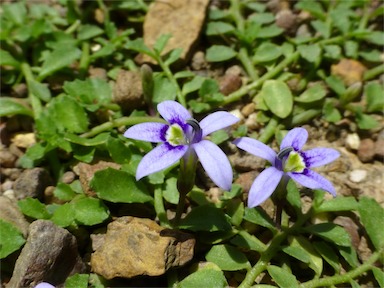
0,150,17,168
345,133,360,150
245,113,259,130
349,169,368,183
357,138,375,162
241,103,255,117
62,171,76,184
12,132,36,148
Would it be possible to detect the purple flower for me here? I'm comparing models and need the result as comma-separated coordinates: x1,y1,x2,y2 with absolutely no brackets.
34,283,55,288
234,127,340,208
124,100,239,191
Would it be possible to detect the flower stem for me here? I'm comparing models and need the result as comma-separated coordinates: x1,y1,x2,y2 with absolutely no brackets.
174,150,198,226
300,246,384,288
154,188,171,228
80,116,166,138
258,116,279,143
21,62,42,119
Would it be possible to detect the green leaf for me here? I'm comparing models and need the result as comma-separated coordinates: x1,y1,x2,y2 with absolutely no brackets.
372,267,384,288
39,46,81,79
106,136,132,164
0,97,33,117
63,78,112,111
164,48,183,66
178,264,227,288
267,265,299,288
2,2,27,25
226,199,244,227
286,180,301,213
210,130,229,145
182,76,206,95
311,20,330,38
316,197,358,213
206,45,237,62
365,82,384,113
50,94,89,133
298,44,321,63
90,168,153,203
253,42,282,63
339,245,360,268
295,83,327,103
243,207,276,231
313,241,340,273
230,230,266,252
206,21,235,35
257,24,283,38
179,205,231,232
54,183,77,201
326,75,346,95
0,219,26,259
64,273,89,288
286,236,323,276
206,244,250,271
295,1,325,20
323,45,341,59
0,49,20,67
304,223,351,247
28,80,51,102
323,100,342,123
77,24,103,40
358,197,384,251
72,196,110,226
17,198,50,219
50,203,76,227
162,177,179,205
362,31,384,46
261,80,293,118
153,34,172,54
126,38,155,58
355,111,379,130
152,74,178,104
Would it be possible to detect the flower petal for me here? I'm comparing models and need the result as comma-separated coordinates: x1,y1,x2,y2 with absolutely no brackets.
199,111,240,137
302,148,340,168
124,122,168,142
288,169,337,196
233,137,276,164
136,143,187,180
157,100,191,124
247,167,283,208
280,127,308,151
193,140,233,191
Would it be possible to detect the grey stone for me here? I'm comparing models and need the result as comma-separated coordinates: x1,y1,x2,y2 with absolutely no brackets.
7,220,86,288
13,168,52,201
0,196,29,237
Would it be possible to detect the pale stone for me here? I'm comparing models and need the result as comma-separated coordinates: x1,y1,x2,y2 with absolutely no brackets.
91,217,195,279
11,132,36,148
345,133,360,151
136,0,210,65
349,169,368,183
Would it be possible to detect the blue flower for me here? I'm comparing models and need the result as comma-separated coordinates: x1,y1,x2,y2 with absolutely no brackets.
234,127,340,207
124,100,239,191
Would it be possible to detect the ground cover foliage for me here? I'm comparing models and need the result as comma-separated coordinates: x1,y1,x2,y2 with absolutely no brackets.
0,0,383,287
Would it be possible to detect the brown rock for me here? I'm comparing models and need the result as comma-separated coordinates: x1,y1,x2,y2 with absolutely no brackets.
6,220,86,288
91,217,195,279
331,59,367,86
333,216,360,249
73,161,121,197
230,152,266,172
241,103,255,117
136,0,210,65
0,150,17,168
235,171,259,195
357,138,375,163
374,138,384,160
275,9,297,34
113,69,144,112
13,168,53,201
0,196,29,237
219,73,242,96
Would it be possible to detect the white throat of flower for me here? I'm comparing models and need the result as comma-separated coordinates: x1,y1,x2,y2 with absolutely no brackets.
166,124,186,146
283,150,306,173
